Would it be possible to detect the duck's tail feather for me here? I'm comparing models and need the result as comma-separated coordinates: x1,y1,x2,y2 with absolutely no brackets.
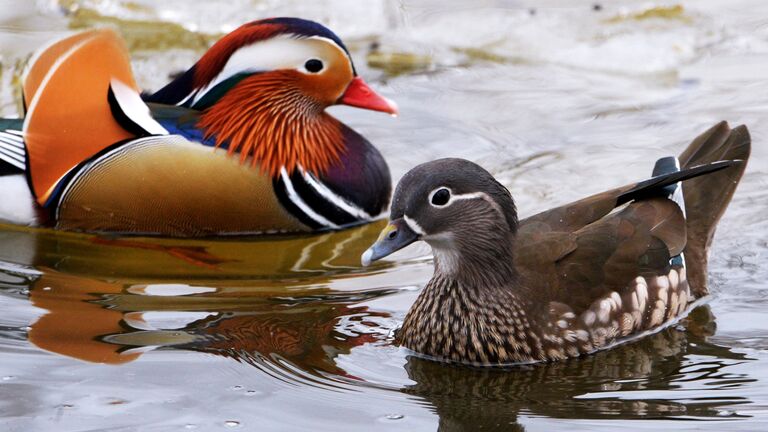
677,122,751,296
651,156,686,268
616,159,736,207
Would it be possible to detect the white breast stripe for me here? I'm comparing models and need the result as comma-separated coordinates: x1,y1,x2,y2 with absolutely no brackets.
301,168,372,221
5,129,24,137
280,168,339,229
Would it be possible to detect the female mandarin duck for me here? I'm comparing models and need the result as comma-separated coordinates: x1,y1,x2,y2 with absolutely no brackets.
0,18,397,236
363,122,749,365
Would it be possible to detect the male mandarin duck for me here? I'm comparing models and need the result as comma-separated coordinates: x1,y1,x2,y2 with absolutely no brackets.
363,122,749,365
0,18,397,236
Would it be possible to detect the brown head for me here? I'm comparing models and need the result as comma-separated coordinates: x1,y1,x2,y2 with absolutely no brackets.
362,158,518,284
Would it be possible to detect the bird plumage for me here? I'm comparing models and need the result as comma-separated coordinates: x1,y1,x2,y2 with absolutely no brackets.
363,122,750,365
0,18,395,236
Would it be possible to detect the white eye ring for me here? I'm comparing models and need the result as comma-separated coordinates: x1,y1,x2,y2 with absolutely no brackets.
429,187,452,207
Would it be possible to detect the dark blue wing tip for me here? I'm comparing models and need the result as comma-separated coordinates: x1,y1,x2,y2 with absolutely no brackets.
652,156,681,197
652,156,680,177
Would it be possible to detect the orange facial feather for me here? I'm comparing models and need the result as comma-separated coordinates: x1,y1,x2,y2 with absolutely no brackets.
197,71,346,178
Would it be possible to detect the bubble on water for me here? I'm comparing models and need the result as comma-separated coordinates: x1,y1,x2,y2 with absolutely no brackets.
42,286,52,291
2,375,15,381
184,424,197,430
244,390,260,396
231,385,243,391
384,414,404,420
224,420,240,428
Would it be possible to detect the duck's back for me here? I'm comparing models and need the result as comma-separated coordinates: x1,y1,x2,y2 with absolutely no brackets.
512,122,749,360
515,196,690,358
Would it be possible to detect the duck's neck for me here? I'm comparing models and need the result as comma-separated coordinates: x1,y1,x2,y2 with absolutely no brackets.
398,231,543,364
197,73,346,178
430,231,518,288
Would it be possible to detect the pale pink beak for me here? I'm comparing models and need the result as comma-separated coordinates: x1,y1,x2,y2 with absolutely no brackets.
339,77,398,115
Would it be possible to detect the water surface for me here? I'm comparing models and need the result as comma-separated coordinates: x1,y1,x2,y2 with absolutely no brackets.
1,1,767,430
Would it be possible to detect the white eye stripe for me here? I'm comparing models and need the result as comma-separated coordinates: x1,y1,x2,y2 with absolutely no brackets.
428,187,488,207
403,215,426,235
427,186,506,216
451,192,490,202
191,35,346,105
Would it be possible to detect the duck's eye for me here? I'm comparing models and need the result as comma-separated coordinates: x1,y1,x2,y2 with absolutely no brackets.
304,59,324,73
431,188,451,206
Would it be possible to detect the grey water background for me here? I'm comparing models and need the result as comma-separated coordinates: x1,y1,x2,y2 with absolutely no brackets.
0,0,767,430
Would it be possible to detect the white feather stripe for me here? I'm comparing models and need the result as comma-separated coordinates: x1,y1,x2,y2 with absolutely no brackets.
670,157,686,218
0,150,25,169
301,169,372,221
5,129,24,137
0,131,24,144
23,38,92,134
0,144,25,162
280,168,338,229
0,137,26,155
109,79,168,135
403,215,426,236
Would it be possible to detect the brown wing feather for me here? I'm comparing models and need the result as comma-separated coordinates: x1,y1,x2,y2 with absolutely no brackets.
517,198,685,314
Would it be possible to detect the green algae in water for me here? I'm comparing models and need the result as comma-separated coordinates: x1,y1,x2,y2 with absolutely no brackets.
64,6,220,52
605,5,692,24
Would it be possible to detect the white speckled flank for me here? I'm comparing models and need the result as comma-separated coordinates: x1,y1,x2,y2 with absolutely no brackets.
546,266,693,357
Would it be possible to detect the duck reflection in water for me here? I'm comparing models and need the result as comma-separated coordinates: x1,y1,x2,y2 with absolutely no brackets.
0,222,753,429
22,267,753,430
402,306,753,431
9,222,392,373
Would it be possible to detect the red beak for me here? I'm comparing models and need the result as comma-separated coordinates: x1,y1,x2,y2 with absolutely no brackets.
338,77,398,115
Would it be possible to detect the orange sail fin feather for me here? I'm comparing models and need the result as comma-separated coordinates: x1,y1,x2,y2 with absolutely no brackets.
197,71,346,178
22,31,94,109
23,28,140,205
